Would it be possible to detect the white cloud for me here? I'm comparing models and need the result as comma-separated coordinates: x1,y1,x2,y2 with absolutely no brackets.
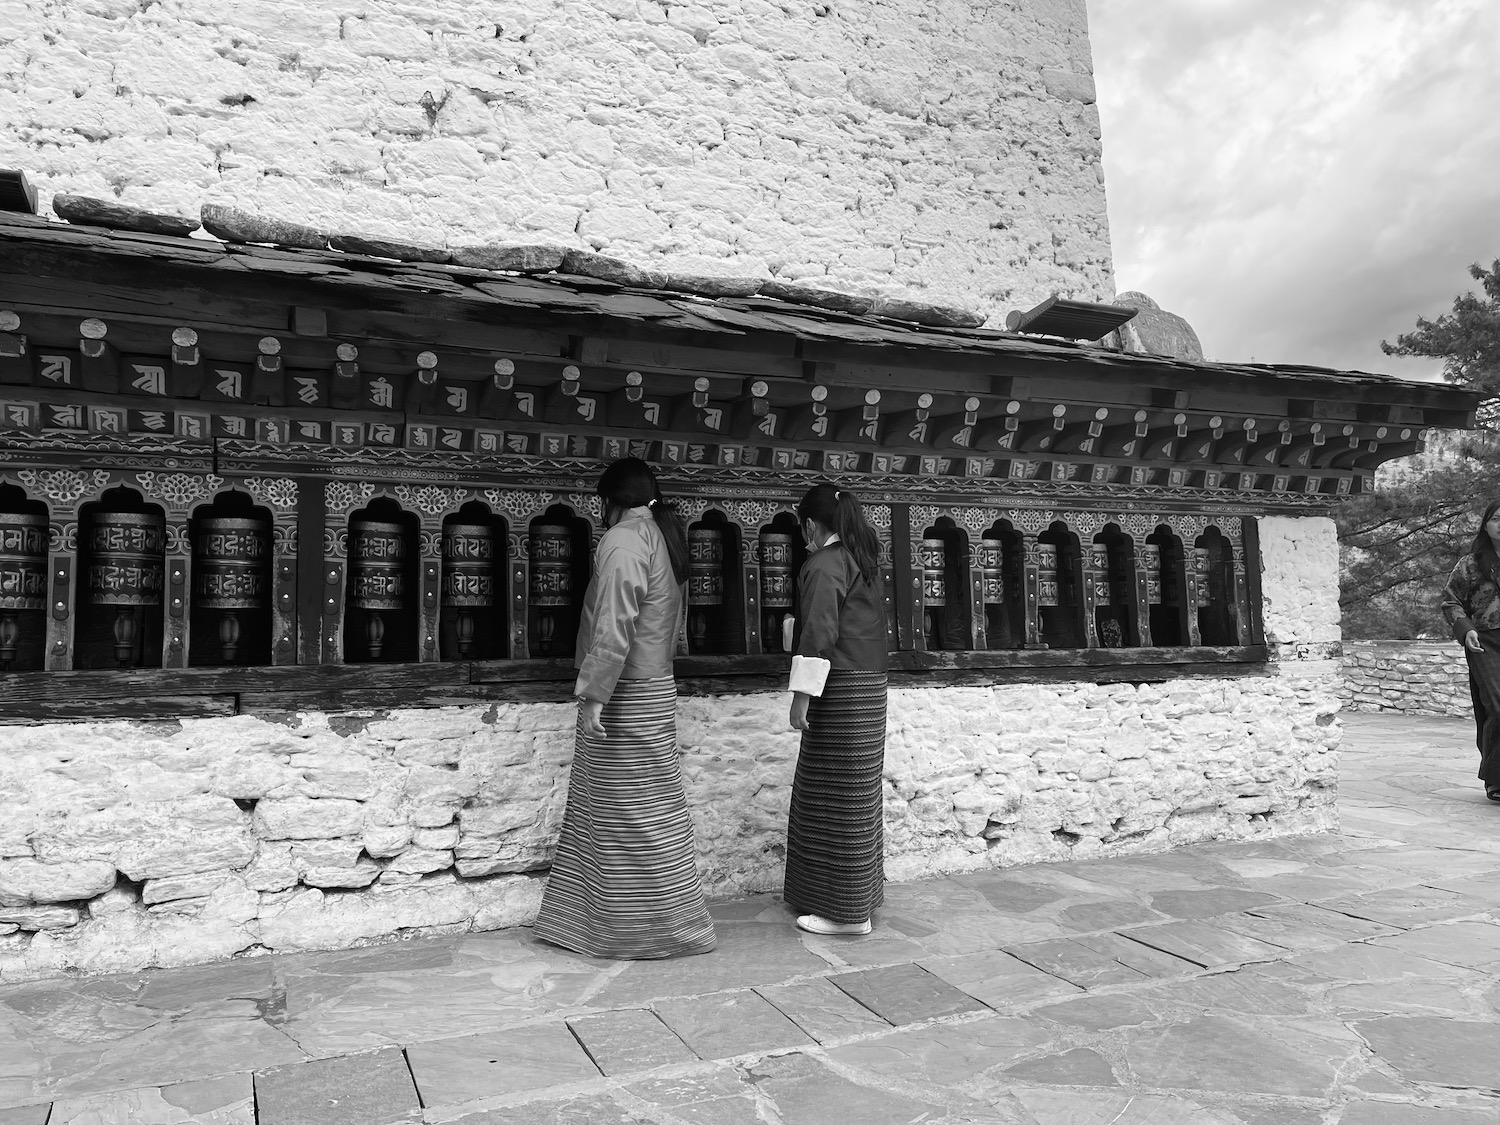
1089,0,1500,377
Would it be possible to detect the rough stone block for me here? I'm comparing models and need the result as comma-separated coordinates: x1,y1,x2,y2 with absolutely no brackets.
363,825,413,858
0,858,117,906
303,857,382,889
32,796,254,881
450,243,565,272
253,798,365,840
142,872,229,905
0,904,81,930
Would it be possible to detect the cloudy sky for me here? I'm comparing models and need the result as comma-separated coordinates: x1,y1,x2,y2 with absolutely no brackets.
1088,0,1500,380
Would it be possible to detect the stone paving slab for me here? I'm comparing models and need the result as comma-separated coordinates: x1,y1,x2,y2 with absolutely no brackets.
0,1107,49,1125
742,1050,997,1124
1215,900,1403,949
48,1073,254,1124
447,1092,644,1125
1115,918,1290,969
1010,1087,1243,1125
254,1048,421,1125
566,1009,697,1075
1367,919,1500,972
1005,930,1196,989
753,978,892,1043
653,989,813,1059
622,1068,764,1125
828,963,988,1025
1314,884,1490,927
404,1021,600,1107
1355,1015,1500,1089
919,948,1083,1009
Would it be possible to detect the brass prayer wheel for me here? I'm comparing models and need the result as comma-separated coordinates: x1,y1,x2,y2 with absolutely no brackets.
348,519,407,611
195,517,270,610
687,527,724,607
1192,546,1214,607
919,538,947,607
441,523,496,607
88,511,165,607
979,538,1004,604
0,512,47,612
1089,543,1113,604
1035,543,1060,607
758,532,795,609
1139,543,1163,605
528,524,572,606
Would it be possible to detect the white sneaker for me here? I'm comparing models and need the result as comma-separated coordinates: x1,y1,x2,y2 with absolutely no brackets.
796,914,872,936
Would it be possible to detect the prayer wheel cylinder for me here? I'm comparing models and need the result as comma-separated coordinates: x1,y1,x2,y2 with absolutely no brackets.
687,528,724,607
759,531,795,651
1035,544,1060,607
1089,543,1113,604
89,511,165,667
918,538,947,607
528,524,573,606
195,516,270,663
1192,546,1214,607
0,512,47,670
1140,543,1163,605
349,519,407,659
442,523,496,658
978,538,1004,604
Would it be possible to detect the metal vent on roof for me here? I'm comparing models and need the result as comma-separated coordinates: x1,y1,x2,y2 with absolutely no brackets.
0,170,37,215
1005,296,1137,341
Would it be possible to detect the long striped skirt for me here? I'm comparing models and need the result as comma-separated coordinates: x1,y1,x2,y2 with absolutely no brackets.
534,677,717,960
1465,629,1500,786
783,669,888,925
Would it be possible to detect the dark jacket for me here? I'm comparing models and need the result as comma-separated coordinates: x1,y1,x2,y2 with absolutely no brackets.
793,542,888,672
1441,553,1500,642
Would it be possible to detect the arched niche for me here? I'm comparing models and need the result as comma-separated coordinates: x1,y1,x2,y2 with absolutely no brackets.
1037,521,1083,650
686,509,744,656
919,516,971,651
344,498,421,664
189,490,274,667
1195,526,1239,646
1146,524,1188,647
1092,523,1137,648
527,503,591,659
0,482,49,672
76,487,166,670
441,501,508,661
981,519,1025,650
758,512,804,654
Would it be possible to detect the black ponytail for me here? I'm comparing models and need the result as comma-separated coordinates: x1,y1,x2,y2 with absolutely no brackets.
596,457,689,583
796,482,880,585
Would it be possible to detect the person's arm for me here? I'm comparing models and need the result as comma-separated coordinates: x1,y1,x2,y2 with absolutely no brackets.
787,555,847,726
573,535,649,710
1440,557,1481,647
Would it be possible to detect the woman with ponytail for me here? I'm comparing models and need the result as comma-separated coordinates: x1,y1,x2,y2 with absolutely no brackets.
1441,500,1500,803
534,457,716,958
783,482,889,935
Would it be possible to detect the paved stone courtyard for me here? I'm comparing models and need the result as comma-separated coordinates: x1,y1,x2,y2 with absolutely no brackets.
2,711,1499,1124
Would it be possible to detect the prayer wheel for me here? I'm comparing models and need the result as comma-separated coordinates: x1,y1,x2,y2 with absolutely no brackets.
919,537,947,650
1139,543,1163,604
442,523,496,658
349,519,407,659
687,527,725,652
528,523,573,656
759,531,795,651
0,512,47,670
1089,543,1113,604
1035,544,1060,607
1192,546,1214,608
978,538,1004,605
88,511,165,668
195,516,270,664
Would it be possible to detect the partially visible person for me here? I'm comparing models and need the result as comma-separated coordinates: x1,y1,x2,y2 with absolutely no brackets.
783,482,889,935
533,458,716,958
1441,499,1500,803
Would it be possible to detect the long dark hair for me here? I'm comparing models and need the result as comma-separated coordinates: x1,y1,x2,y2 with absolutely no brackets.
596,457,688,583
1471,500,1500,583
797,482,880,585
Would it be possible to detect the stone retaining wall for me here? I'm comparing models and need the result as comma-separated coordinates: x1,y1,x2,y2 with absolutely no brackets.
0,668,1340,983
1341,640,1471,717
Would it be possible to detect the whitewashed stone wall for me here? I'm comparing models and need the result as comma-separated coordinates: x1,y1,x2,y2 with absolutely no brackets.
0,0,1113,316
1258,515,1340,652
1342,640,1471,716
0,671,1338,983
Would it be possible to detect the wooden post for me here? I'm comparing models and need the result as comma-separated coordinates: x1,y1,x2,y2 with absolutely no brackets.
162,524,189,668
418,518,443,663
44,517,76,670
1021,534,1044,649
508,527,530,659
889,505,918,653
1131,541,1156,648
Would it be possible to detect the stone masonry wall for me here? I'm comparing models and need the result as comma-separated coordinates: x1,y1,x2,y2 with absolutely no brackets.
0,0,1113,317
1342,640,1471,717
0,672,1339,984
0,514,1342,982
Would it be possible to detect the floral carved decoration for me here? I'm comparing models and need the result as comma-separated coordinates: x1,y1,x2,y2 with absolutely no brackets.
15,468,112,508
